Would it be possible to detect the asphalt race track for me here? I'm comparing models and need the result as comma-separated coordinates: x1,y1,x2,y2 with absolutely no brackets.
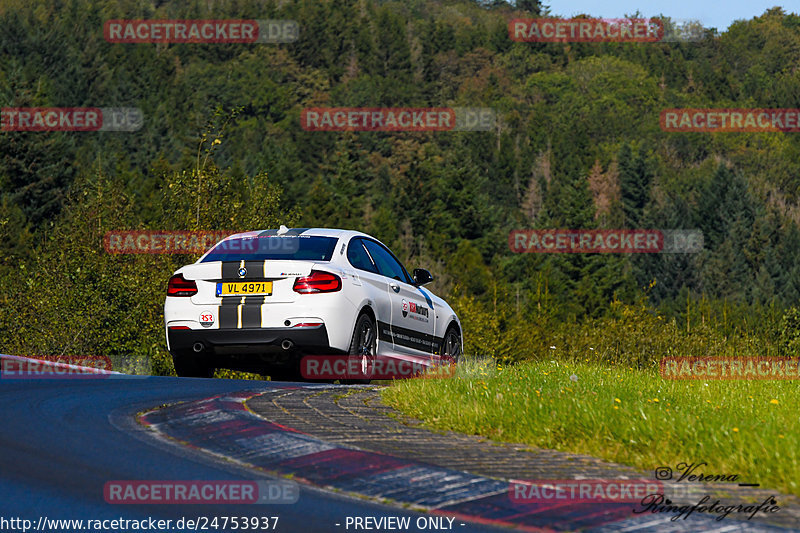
3,367,799,533
0,375,509,533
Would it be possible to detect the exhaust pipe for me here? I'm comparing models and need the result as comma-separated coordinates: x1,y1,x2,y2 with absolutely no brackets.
281,340,293,351
192,342,205,353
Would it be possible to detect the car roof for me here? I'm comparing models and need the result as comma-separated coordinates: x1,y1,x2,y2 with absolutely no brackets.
196,228,382,264
219,227,374,242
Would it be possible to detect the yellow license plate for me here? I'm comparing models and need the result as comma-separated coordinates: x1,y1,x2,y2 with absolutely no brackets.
216,281,273,296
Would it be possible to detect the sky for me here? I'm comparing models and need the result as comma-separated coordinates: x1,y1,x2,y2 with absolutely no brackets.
543,1,795,32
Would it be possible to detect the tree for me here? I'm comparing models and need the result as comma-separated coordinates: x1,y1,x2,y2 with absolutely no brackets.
618,143,653,228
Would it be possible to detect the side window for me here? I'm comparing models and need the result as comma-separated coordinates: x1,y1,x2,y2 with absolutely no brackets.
347,238,377,273
362,240,412,283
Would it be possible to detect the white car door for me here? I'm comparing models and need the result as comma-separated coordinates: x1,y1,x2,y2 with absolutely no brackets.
345,238,395,355
361,239,436,355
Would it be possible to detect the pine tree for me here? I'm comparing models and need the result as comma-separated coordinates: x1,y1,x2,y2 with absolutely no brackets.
618,143,653,228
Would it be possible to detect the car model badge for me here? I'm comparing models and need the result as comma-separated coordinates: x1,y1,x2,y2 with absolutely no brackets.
238,267,247,278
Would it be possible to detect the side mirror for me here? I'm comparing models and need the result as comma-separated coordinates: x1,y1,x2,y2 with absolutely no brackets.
413,268,434,286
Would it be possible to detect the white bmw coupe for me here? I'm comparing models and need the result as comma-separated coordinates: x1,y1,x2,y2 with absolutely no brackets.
164,227,462,380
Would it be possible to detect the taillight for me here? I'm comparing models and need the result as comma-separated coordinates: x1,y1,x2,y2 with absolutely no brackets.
167,274,198,297
292,322,324,328
293,271,341,293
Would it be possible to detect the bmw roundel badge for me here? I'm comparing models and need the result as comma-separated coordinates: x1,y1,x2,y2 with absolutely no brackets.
238,267,247,278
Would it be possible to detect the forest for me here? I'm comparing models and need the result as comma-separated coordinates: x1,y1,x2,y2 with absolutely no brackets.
3,0,800,373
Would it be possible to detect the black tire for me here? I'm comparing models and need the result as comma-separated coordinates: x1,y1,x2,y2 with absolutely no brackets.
342,313,377,384
439,326,462,365
172,352,214,378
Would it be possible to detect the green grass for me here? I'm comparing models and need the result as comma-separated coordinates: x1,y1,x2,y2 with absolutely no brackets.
382,358,800,497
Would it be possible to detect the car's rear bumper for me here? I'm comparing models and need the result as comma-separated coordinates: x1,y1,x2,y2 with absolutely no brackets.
167,325,340,356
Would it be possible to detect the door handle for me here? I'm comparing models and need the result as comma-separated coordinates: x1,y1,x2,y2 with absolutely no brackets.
390,283,400,293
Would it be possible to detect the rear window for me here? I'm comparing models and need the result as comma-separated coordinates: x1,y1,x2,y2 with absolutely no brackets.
201,235,338,262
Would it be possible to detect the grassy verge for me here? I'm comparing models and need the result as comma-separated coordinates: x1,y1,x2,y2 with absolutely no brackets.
382,358,800,497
